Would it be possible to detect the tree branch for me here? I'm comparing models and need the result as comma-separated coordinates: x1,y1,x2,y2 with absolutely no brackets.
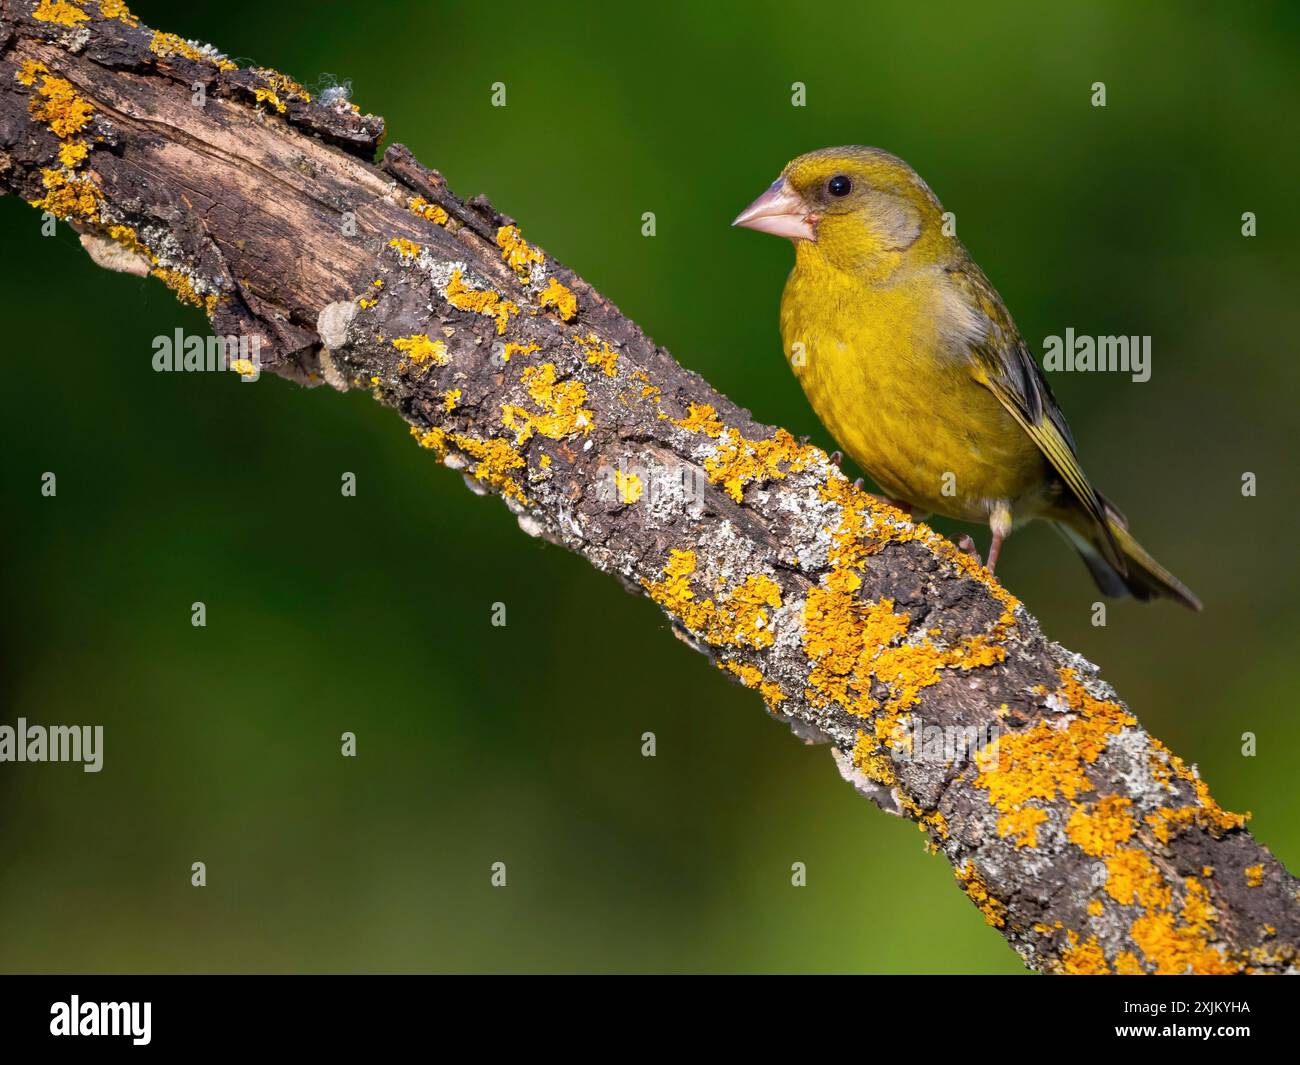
2,0,1294,974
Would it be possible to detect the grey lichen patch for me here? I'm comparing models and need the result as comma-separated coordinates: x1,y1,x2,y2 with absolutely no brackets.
1096,726,1170,804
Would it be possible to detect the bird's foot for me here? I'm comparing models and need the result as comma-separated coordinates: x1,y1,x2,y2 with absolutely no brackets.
958,534,983,565
829,450,843,468
853,477,864,490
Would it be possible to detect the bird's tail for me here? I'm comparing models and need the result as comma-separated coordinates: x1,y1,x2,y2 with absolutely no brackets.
1054,496,1201,611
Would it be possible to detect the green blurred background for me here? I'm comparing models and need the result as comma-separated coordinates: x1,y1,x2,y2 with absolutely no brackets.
2,0,1297,973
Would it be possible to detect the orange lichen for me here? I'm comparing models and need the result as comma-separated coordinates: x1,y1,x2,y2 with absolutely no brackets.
705,427,815,503
33,0,88,26
539,277,578,321
1056,795,1250,973
803,586,899,715
29,168,100,222
254,88,286,113
1060,932,1110,974
875,634,1002,719
57,140,88,168
411,426,447,452
409,196,449,226
1128,877,1239,975
446,269,518,335
714,574,785,649
442,389,461,412
975,670,1135,816
149,31,238,71
454,436,527,502
151,267,217,313
502,342,540,362
574,332,616,376
613,469,642,504
955,861,1005,928
502,363,592,442
387,237,421,260
998,806,1048,849
1087,898,1104,917
640,549,705,627
411,425,528,504
820,472,1020,633
1105,847,1170,909
925,810,950,840
722,661,787,708
495,224,545,278
392,334,448,373
640,550,784,652
1244,864,1263,888
250,69,310,112
633,370,663,406
795,468,1013,774
260,71,310,100
16,59,48,88
852,730,896,785
27,69,95,139
1066,795,1135,857
1143,737,1247,847
803,576,1002,753
98,0,139,25
1143,789,1249,844
107,224,151,260
671,403,724,437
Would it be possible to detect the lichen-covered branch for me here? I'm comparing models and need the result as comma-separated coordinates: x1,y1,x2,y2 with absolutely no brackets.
2,0,1295,974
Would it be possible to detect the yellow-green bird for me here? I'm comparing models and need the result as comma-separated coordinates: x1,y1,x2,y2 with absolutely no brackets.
734,146,1200,609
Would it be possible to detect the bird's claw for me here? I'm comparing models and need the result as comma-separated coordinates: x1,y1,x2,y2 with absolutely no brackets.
958,534,982,565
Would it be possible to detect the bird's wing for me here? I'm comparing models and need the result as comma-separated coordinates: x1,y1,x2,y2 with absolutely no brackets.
947,262,1125,572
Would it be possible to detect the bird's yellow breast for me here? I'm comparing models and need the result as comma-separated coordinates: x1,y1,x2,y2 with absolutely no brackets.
780,255,1048,521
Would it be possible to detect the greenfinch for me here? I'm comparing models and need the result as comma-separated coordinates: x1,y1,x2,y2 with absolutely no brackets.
734,145,1199,609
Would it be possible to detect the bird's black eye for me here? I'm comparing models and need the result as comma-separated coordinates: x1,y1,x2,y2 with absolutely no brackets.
827,175,852,197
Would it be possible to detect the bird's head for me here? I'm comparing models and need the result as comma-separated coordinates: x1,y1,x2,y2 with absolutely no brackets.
733,146,949,270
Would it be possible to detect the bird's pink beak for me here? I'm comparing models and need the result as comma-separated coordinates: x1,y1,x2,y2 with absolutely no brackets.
732,178,817,242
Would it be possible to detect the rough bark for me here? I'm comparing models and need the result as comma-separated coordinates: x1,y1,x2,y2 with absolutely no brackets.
1,0,1295,975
